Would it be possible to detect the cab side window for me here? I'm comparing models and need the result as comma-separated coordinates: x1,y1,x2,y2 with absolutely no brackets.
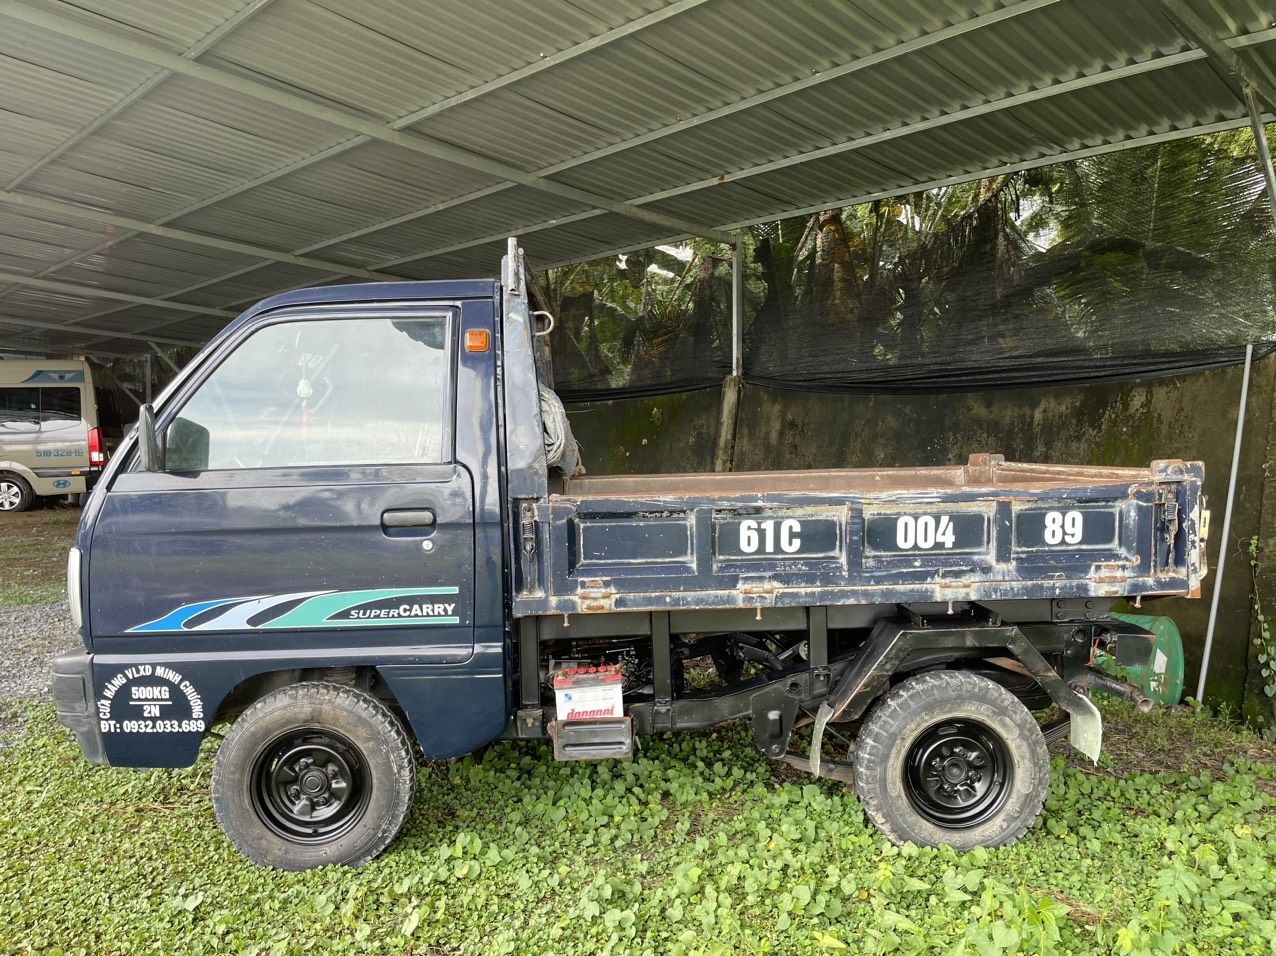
165,316,449,472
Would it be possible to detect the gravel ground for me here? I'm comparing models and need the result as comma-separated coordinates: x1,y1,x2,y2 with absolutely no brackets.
0,601,78,743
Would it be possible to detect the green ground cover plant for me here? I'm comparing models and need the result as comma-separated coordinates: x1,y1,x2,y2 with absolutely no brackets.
2,702,1274,955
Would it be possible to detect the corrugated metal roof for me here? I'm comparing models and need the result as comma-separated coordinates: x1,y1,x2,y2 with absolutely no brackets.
0,0,1272,353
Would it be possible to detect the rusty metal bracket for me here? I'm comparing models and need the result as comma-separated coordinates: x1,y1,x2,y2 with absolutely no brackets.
650,612,673,732
775,749,855,784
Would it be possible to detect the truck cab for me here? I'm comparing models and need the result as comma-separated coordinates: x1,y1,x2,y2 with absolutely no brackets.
53,242,1206,870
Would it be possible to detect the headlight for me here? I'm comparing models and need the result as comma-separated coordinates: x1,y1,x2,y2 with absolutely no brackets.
67,546,82,631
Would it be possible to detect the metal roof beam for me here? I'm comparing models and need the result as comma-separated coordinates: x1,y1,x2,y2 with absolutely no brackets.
0,343,141,358
59,16,1276,347
0,191,400,281
0,271,235,317
525,114,1275,267
376,28,1273,271
93,35,1274,345
0,1,732,244
102,0,1065,284
392,0,711,125
0,1,707,302
119,112,1271,344
25,0,1067,336
1155,0,1276,109
150,341,181,373
533,0,1064,178
0,314,206,347
3,0,277,191
99,112,1276,345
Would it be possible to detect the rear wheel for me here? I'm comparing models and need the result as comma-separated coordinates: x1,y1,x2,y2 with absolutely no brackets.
852,670,1049,849
212,681,415,870
0,474,33,512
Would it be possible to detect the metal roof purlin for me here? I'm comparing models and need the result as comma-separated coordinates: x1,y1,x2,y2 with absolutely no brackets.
0,0,280,305
0,1,733,244
533,0,1065,178
0,271,236,317
76,56,1276,349
392,0,713,126
0,190,400,280
33,0,1079,331
73,106,1276,350
150,341,181,373
0,0,711,313
373,30,1271,272
2,0,278,192
1155,0,1276,107
0,313,206,347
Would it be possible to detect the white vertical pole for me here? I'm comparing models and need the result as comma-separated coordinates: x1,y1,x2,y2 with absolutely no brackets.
1197,342,1253,702
731,242,743,377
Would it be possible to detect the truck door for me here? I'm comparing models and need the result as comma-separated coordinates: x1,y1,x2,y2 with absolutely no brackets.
87,306,476,665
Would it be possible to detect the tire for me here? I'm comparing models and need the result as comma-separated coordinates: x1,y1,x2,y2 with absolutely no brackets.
852,670,1050,850
0,474,33,513
211,681,416,870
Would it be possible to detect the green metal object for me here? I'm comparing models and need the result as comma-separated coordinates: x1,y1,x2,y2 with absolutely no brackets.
1100,613,1186,706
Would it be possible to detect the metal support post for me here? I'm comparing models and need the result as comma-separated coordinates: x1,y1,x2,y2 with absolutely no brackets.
144,353,153,404
730,242,743,377
1245,85,1276,230
1198,90,1274,701
1197,343,1253,702
808,606,830,696
651,612,673,732
149,341,180,374
515,618,544,737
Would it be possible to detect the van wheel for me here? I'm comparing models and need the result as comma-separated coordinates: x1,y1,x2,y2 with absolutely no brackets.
852,670,1050,850
0,475,33,512
212,681,416,870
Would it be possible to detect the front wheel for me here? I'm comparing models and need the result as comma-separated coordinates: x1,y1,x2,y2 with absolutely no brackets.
211,681,416,870
852,670,1050,849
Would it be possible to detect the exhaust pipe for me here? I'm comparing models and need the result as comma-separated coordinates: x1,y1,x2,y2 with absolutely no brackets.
1070,668,1155,713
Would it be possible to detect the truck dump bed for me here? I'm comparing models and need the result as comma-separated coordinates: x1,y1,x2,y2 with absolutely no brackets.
513,455,1205,616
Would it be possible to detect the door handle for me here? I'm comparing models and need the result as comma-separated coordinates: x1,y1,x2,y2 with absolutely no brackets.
382,509,436,529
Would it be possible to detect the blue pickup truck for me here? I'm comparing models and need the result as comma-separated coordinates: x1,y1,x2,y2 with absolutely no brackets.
53,241,1207,870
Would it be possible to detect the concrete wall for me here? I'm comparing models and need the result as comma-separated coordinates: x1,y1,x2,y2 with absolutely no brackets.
566,356,1276,716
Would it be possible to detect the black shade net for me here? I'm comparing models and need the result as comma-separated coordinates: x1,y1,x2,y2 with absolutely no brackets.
537,127,1276,402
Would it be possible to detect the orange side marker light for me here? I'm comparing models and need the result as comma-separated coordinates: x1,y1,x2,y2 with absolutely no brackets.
465,329,490,352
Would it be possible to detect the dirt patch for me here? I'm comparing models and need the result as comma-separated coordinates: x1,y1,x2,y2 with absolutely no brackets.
0,505,79,606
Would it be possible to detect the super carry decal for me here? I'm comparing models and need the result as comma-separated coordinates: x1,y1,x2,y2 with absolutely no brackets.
127,587,461,633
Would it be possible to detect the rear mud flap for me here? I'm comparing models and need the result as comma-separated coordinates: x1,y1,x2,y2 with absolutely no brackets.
1067,693,1103,764
810,701,834,779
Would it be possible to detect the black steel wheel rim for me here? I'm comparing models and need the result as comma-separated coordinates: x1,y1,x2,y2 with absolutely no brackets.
904,719,1012,829
251,730,370,843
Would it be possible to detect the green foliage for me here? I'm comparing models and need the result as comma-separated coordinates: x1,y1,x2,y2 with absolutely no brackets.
3,704,1276,955
540,127,1276,394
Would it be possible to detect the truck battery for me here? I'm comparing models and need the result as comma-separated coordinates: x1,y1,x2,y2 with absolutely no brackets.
552,665,624,721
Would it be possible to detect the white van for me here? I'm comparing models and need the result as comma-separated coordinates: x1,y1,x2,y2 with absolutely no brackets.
0,358,106,511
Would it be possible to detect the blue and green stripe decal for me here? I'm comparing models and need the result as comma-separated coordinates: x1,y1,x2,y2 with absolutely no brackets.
128,587,461,633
